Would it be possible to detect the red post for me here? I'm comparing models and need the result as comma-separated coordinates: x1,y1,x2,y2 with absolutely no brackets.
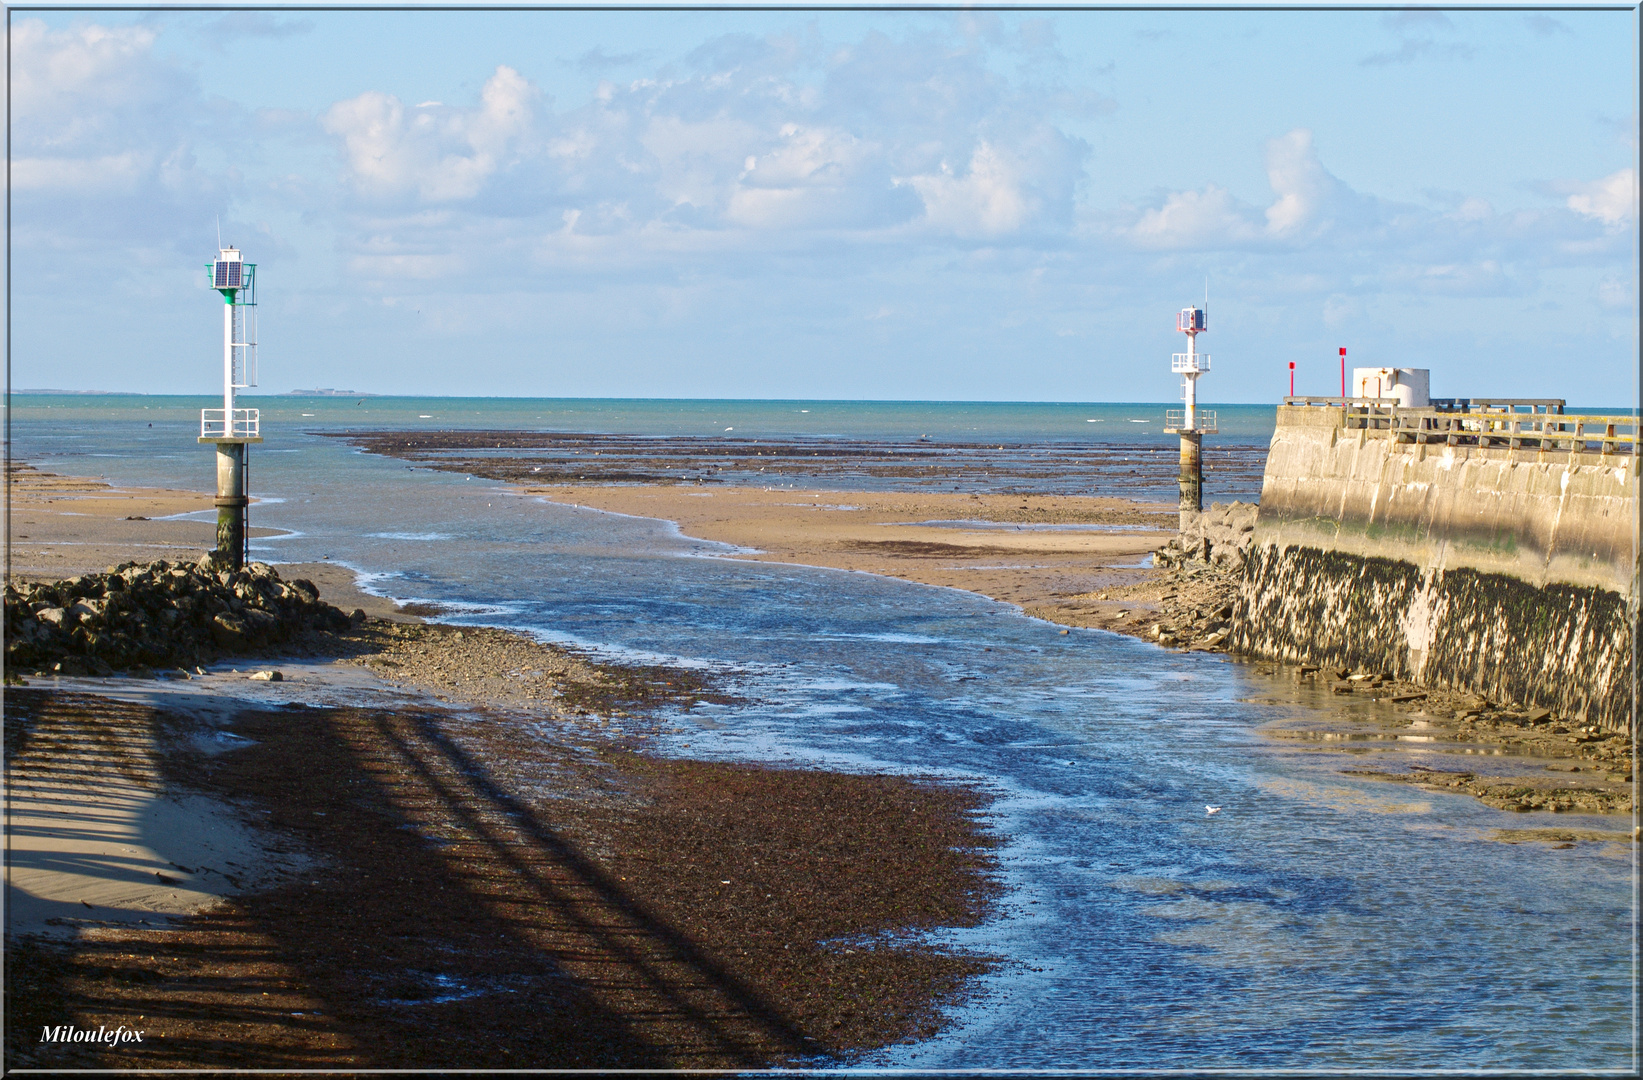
1288,361,1295,398
1339,347,1347,400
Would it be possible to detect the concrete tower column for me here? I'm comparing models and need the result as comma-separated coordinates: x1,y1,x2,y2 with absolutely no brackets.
214,442,247,569
1178,431,1202,531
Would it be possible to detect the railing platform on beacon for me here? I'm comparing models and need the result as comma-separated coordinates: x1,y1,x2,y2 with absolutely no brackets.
1163,409,1217,434
199,408,262,443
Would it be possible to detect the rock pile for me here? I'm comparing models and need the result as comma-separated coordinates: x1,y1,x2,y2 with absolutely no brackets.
1154,500,1258,573
5,558,354,676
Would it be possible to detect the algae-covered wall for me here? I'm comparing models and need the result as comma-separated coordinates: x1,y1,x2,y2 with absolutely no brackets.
1233,406,1637,731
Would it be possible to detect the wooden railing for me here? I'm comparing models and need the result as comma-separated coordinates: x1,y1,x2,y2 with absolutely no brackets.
1430,398,1565,415
1385,410,1637,455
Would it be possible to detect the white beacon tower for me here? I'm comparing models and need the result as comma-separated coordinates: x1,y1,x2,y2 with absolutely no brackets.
1163,305,1215,529
199,246,259,569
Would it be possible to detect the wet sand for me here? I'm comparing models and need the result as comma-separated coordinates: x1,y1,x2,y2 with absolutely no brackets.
527,484,1187,634
1244,668,1636,818
3,691,290,937
4,463,283,581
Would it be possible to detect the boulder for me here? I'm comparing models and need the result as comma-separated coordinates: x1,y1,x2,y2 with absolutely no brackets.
1156,501,1261,572
211,613,249,647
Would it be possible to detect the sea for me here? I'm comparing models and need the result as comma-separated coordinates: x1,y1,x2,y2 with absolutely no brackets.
8,394,1637,1072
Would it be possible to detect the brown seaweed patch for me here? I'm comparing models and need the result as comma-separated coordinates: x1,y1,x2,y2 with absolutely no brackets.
844,540,1043,558
1489,827,1637,845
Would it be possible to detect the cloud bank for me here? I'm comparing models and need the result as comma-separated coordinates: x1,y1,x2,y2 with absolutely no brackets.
8,14,1636,401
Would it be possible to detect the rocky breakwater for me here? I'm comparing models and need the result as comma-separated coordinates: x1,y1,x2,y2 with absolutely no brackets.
1231,403,1638,732
1155,500,1258,575
1144,501,1259,651
5,559,355,677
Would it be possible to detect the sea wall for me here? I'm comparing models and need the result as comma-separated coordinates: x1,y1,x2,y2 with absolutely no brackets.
1232,405,1638,731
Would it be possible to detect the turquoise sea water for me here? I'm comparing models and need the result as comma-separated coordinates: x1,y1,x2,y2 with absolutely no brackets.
8,393,1279,442
7,396,1637,1072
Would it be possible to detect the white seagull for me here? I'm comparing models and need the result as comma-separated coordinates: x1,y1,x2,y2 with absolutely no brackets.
1205,805,1221,816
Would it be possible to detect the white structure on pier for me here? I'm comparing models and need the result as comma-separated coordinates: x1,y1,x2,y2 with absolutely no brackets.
1352,367,1430,409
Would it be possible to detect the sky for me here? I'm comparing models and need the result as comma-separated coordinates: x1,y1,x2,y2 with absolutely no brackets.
6,3,1639,405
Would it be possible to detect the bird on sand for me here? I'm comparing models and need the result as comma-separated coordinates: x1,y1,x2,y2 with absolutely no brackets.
1205,806,1221,816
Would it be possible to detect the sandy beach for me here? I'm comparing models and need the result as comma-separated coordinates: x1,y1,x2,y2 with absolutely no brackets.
4,463,287,581
527,483,1183,629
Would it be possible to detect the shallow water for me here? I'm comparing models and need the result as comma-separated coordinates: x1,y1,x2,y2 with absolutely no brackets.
11,399,1636,1071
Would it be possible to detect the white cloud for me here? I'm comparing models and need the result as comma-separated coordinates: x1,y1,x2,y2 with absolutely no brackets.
1125,128,1371,249
199,12,313,49
309,24,1084,261
322,66,538,202
11,19,198,193
1451,197,1493,222
640,114,764,212
726,124,904,229
1117,126,1632,313
12,151,150,194
1262,128,1368,239
901,142,1034,236
1597,275,1633,309
9,17,238,262
1130,185,1258,249
1361,11,1475,66
1524,15,1571,39
1565,169,1637,229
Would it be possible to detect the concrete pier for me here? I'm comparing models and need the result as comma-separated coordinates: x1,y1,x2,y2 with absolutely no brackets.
1233,403,1638,730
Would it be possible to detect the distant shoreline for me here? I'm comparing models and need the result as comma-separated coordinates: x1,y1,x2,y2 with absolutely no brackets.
11,389,380,397
8,391,1635,414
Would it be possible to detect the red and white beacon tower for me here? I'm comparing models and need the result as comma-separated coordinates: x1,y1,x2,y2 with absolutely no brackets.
1163,305,1216,529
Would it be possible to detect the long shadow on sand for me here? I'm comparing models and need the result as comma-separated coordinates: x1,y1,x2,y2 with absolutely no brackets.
6,690,994,1069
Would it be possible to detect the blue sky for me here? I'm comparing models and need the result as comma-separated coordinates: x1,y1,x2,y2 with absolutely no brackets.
8,4,1638,404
